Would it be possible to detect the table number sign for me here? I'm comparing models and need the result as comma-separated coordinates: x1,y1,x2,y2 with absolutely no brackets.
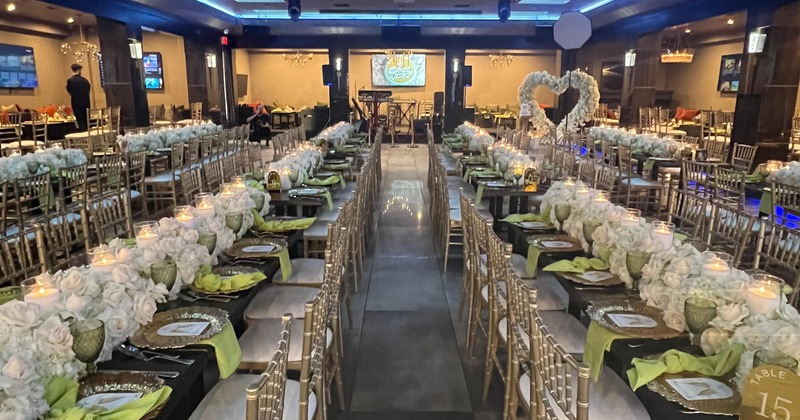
740,365,800,420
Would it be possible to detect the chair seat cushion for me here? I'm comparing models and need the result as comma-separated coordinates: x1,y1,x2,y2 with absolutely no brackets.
480,277,568,312
239,318,333,368
303,221,330,239
188,375,316,420
4,225,36,241
317,209,340,222
145,173,179,183
621,177,662,188
129,190,142,199
498,310,587,354
50,213,82,225
449,209,462,223
245,285,320,321
479,253,531,279
274,258,325,286
518,366,650,420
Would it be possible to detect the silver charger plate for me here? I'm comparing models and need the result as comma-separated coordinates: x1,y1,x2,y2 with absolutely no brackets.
587,302,682,339
129,306,229,349
288,187,327,197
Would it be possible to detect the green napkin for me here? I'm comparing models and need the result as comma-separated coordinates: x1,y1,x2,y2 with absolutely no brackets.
463,169,501,182
526,245,542,277
305,175,343,188
247,179,265,192
199,323,242,379
500,213,549,223
252,211,316,233
321,190,333,211
675,233,687,243
543,256,609,273
627,344,744,391
45,375,172,420
584,321,631,381
476,184,485,204
760,191,773,216
193,264,266,292
746,173,766,183
270,248,293,282
596,247,612,263
643,158,655,172
322,162,350,171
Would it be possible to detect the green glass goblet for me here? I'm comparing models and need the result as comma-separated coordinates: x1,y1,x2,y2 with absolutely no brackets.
753,350,799,369
150,259,177,290
583,220,602,246
554,204,571,224
684,297,717,346
252,194,266,213
70,319,105,374
198,231,217,255
625,251,652,291
226,212,244,234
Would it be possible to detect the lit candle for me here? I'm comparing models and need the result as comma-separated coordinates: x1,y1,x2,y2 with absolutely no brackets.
766,160,782,173
621,208,641,226
280,170,293,191
134,221,159,248
89,246,117,273
174,205,195,229
592,191,609,202
563,176,575,186
10,149,21,156
195,193,216,218
651,221,675,249
22,275,60,308
231,175,246,190
576,185,591,201
220,183,235,197
513,163,524,176
702,253,732,278
746,274,784,316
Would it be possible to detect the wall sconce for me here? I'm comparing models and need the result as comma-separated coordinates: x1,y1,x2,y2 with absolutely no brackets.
335,57,342,72
453,58,460,73
206,53,217,69
128,40,142,60
624,50,636,67
748,31,767,53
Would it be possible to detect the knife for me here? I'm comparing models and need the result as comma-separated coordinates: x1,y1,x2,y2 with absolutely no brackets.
97,370,180,379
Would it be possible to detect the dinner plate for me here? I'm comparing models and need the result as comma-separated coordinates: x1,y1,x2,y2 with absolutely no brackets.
558,270,623,287
517,221,551,230
530,236,582,252
647,370,741,416
314,171,337,178
78,372,167,420
587,302,682,339
324,159,347,165
288,187,327,197
539,240,574,249
189,266,264,295
155,148,171,153
224,238,287,259
129,306,228,349
483,180,511,188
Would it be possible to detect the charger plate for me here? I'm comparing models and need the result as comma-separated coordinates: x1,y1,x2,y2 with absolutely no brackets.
587,302,682,339
224,238,286,259
129,306,228,349
558,270,623,287
78,372,167,420
529,236,583,253
647,367,740,416
288,187,327,197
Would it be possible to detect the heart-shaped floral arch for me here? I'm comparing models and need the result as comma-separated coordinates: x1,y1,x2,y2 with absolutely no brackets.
517,70,600,136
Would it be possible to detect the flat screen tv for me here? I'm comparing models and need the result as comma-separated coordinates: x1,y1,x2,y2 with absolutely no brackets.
0,43,38,89
143,52,164,90
371,53,425,87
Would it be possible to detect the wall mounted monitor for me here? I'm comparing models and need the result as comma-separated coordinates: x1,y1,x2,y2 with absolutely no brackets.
0,43,38,89
371,53,426,87
143,52,164,90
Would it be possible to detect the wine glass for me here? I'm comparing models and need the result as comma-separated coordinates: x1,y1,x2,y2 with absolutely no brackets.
684,297,717,346
198,231,217,255
225,212,244,234
625,251,652,291
70,319,105,373
150,259,177,290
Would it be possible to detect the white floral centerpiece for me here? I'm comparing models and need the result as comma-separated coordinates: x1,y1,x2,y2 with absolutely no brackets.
767,161,800,187
589,126,682,159
454,122,494,152
118,123,221,153
0,148,88,184
312,122,354,148
518,70,599,136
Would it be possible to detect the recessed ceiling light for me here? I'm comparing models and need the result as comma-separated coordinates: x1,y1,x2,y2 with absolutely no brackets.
6,3,16,11
726,18,734,25
67,17,75,23
684,28,691,33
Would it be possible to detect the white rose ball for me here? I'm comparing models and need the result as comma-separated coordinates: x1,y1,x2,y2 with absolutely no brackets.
663,310,687,332
34,316,73,356
132,293,158,325
0,301,41,329
58,270,97,296
671,259,692,276
770,326,800,361
64,294,89,315
710,303,749,332
700,327,731,356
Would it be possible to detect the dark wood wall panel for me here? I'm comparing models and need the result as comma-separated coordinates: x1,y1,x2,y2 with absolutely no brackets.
184,39,210,114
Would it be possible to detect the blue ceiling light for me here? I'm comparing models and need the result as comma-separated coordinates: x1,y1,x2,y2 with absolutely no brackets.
579,0,614,13
240,10,559,21
194,0,237,16
498,0,511,22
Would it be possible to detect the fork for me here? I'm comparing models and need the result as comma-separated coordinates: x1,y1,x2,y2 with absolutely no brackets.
178,293,231,303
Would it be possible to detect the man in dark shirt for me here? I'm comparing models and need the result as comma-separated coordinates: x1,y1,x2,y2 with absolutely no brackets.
246,103,271,144
66,63,91,132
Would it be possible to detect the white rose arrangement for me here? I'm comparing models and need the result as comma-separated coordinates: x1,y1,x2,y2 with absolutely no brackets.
767,161,800,187
311,122,354,147
118,123,221,153
589,127,682,159
454,123,494,152
0,147,88,184
518,70,599,136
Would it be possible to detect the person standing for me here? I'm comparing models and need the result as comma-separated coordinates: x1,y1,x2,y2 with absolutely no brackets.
246,103,271,144
66,63,91,132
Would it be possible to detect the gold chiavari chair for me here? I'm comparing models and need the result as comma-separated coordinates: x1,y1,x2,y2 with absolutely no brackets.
0,112,23,149
705,139,728,162
180,167,204,206
792,115,800,153
666,186,709,240
126,151,147,218
599,138,615,165
0,226,46,286
771,181,800,225
145,142,184,212
38,209,90,271
191,102,203,123
221,155,236,180
30,111,48,148
186,137,201,169
57,162,88,214
684,135,700,147
754,219,800,306
577,157,596,187
248,144,263,173
706,203,756,266
109,106,122,135
681,160,715,198
482,231,511,399
245,314,292,420
67,137,92,161
594,162,619,197
93,155,126,197
712,166,746,210
199,135,214,166
203,159,224,194
699,110,715,142
234,150,249,176
730,144,758,172
442,182,463,273
148,105,161,126
617,144,663,214
87,191,133,246
7,172,53,233
87,107,108,135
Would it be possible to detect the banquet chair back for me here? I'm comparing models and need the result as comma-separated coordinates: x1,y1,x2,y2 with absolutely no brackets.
700,110,714,140
186,137,201,168
109,106,122,135
199,135,213,164
482,231,512,399
754,219,800,305
0,112,23,149
57,162,88,213
248,145,263,173
234,150,249,176
617,144,635,176
67,137,92,161
681,160,714,198
594,162,619,196
600,139,615,165
706,203,756,266
577,157,596,187
191,102,203,122
770,181,800,225
148,105,161,125
221,156,235,180
126,151,147,218
38,209,89,271
0,226,46,286
93,155,126,195
87,108,109,135
706,140,728,162
87,191,133,246
731,144,758,172
666,186,708,240
180,167,204,205
204,160,224,193
30,112,48,146
299,288,328,420
684,136,700,146
245,314,292,420
8,172,53,229
712,166,746,210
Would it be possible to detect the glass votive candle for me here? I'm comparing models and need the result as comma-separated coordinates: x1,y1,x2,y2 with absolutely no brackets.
174,206,195,229
220,183,235,197
702,252,733,278
225,211,244,233
198,231,217,255
21,274,60,308
563,176,575,186
592,190,610,202
231,175,246,190
753,349,798,369
575,184,591,201
651,221,675,249
195,193,216,218
134,221,159,248
746,273,784,316
621,208,641,226
89,246,117,273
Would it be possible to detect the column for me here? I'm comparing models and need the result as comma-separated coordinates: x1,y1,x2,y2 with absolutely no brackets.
444,47,466,133
629,32,663,122
96,17,149,127
328,45,350,124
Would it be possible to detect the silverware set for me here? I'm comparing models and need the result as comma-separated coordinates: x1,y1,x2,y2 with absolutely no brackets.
178,289,237,303
116,343,194,365
98,369,181,379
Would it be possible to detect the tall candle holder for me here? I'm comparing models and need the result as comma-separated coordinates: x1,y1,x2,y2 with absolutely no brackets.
21,274,60,308
195,193,215,218
89,246,117,273
174,206,195,229
134,221,159,248
651,221,675,250
746,273,784,316
702,252,733,278
621,208,641,226
220,183,235,197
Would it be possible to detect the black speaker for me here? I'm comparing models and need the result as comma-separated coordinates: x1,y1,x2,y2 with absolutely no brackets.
322,64,334,86
433,91,444,115
462,66,473,87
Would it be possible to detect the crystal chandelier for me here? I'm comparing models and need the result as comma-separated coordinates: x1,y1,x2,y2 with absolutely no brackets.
489,52,514,67
283,51,314,66
661,34,694,63
385,50,413,67
61,17,100,62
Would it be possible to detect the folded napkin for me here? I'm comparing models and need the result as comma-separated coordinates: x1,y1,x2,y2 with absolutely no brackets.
745,173,766,183
476,184,485,204
305,175,345,189
584,321,631,381
269,248,292,282
252,211,316,233
463,169,501,182
643,158,655,172
199,323,242,379
500,213,549,224
627,344,744,391
320,190,333,211
526,245,542,277
193,264,266,292
543,256,609,273
45,375,172,420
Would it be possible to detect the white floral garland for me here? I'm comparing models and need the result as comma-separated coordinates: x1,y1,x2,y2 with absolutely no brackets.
116,123,221,153
311,122,354,148
517,70,600,136
266,142,324,188
767,161,800,187
589,126,683,159
454,122,494,152
0,148,87,184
